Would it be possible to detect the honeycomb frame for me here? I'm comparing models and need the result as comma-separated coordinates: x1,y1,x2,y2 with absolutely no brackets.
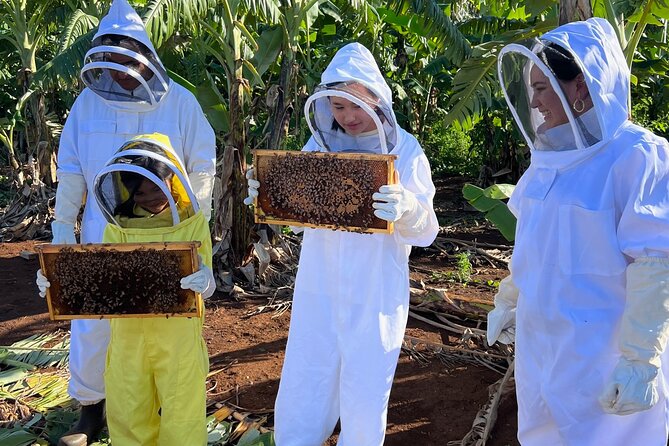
253,150,396,234
36,242,202,320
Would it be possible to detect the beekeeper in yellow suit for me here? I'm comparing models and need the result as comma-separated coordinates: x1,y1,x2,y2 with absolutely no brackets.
94,133,213,445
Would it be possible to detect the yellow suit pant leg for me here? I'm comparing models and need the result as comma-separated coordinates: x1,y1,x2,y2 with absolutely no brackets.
105,320,161,446
151,317,208,446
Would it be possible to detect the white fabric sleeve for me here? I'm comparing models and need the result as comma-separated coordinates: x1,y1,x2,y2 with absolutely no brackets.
599,257,669,414
616,138,669,259
54,173,87,224
188,171,214,221
56,96,84,177
487,273,519,345
180,91,216,216
393,150,439,247
619,257,669,367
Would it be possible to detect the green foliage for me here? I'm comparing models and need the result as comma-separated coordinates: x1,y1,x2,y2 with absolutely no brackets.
428,252,472,283
421,120,477,176
454,252,473,283
462,183,516,241
0,427,41,446
467,109,528,184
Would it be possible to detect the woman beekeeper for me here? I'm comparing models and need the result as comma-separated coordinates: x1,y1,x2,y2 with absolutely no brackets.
248,42,439,445
488,17,669,445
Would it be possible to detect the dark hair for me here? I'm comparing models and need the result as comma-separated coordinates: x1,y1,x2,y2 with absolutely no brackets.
538,43,582,82
330,107,385,132
113,153,174,218
97,34,152,58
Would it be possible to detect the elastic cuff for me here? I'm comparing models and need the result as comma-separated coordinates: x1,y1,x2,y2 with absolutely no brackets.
78,398,104,406
634,257,669,267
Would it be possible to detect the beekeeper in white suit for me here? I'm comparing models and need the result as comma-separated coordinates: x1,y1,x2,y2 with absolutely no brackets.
247,42,439,445
46,0,215,444
488,17,669,445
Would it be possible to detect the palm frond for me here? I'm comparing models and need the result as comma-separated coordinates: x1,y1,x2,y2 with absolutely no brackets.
0,426,38,445
444,22,555,129
2,332,69,369
33,30,94,87
443,41,501,131
143,0,219,49
458,16,532,42
0,370,72,412
245,0,282,25
386,0,472,64
58,9,99,53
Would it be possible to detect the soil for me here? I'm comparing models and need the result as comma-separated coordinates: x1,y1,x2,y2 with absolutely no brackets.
0,176,520,446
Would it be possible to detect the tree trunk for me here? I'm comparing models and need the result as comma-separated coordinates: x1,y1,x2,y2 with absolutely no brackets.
228,71,252,267
267,49,295,151
214,35,253,277
559,0,593,25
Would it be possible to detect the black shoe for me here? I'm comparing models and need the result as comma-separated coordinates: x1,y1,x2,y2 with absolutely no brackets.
58,400,106,446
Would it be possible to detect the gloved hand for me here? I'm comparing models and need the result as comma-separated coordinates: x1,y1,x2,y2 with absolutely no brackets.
51,221,76,244
36,269,50,298
243,167,260,206
487,274,519,345
180,256,216,299
599,359,659,415
372,183,418,223
599,257,669,415
52,173,86,244
289,226,304,234
188,171,215,221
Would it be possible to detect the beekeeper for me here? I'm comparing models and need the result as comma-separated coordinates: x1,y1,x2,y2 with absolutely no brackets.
50,0,215,444
248,43,439,445
39,133,213,444
488,18,669,445
94,133,212,445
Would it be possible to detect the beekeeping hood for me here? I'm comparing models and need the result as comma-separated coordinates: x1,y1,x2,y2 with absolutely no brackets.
93,133,199,228
80,0,169,111
304,43,398,154
497,18,628,152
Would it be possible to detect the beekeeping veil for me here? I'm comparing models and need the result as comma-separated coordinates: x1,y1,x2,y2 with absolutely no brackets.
498,19,628,152
304,43,398,154
94,133,199,228
80,0,169,111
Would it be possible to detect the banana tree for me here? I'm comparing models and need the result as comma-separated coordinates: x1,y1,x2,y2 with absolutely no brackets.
195,1,262,270
0,0,56,186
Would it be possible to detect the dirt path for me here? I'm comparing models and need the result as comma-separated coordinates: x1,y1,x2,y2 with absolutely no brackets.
0,238,519,445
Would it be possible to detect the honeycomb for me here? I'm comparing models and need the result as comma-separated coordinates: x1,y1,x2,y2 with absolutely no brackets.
255,151,395,232
51,247,192,316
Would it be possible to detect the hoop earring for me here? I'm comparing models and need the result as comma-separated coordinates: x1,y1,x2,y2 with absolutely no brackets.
573,98,585,113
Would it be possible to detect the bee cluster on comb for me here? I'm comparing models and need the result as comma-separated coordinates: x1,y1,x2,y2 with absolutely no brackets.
37,242,201,319
254,150,395,233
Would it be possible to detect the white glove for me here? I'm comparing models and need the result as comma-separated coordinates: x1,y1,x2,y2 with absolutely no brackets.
36,269,50,298
289,225,304,234
180,256,216,299
188,171,215,222
486,274,519,345
51,221,76,244
52,173,86,244
372,183,419,223
599,257,669,415
243,167,259,206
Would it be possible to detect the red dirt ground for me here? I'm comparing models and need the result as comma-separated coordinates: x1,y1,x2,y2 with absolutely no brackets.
0,177,520,445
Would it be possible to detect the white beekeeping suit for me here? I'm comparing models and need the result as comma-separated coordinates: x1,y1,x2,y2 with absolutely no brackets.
273,43,439,446
493,18,669,445
52,0,215,444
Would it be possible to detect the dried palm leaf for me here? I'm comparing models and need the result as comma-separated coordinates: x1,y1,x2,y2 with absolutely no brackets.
2,332,69,369
447,359,515,446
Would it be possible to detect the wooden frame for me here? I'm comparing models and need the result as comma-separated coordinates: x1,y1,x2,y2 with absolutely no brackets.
253,150,396,234
36,242,202,320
